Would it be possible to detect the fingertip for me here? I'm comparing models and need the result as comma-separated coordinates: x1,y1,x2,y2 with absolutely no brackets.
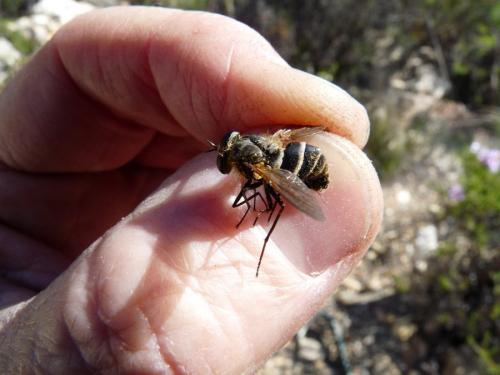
262,131,382,276
219,63,371,147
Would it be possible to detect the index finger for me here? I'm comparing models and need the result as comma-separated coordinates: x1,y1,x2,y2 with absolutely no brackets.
0,7,369,173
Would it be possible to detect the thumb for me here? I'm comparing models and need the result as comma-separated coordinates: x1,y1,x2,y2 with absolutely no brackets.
67,131,380,373
0,132,381,374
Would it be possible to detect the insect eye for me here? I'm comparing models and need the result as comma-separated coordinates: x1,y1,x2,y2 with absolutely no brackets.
216,151,232,174
215,131,239,174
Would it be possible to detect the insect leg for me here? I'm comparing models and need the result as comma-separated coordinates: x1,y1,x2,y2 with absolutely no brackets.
233,180,266,228
235,190,267,228
265,184,279,223
253,184,276,226
251,185,269,213
232,180,259,208
255,188,285,277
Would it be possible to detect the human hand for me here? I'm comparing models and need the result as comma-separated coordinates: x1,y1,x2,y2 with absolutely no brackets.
0,7,382,374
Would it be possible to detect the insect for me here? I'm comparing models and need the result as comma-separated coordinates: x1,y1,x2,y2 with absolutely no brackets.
211,127,329,277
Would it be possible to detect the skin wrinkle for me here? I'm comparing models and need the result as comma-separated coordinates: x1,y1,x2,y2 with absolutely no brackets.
225,297,257,373
34,293,75,372
157,338,177,375
144,319,172,374
146,30,192,138
103,18,154,107
88,239,177,372
159,338,183,375
2,72,45,169
63,17,180,137
187,65,209,138
87,253,122,373
196,237,226,275
62,342,89,375
55,41,157,171
60,42,108,112
14,47,76,175
148,298,192,375
127,234,237,373
228,227,262,276
202,248,300,371
133,34,182,131
206,79,221,135
195,289,235,372
214,41,234,128
99,120,153,171
209,288,243,349
180,56,202,135
231,242,253,278
94,41,112,101
190,216,247,274
239,224,300,279
96,312,120,372
61,314,95,373
132,305,171,373
32,335,46,374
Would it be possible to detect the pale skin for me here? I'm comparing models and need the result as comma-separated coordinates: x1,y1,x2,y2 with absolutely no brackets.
0,7,383,375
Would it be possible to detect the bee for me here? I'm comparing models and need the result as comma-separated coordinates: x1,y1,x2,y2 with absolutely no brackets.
211,127,329,277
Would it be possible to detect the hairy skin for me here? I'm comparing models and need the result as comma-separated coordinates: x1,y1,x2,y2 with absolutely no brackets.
0,7,382,374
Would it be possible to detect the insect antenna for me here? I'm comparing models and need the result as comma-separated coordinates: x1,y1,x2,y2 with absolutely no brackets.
205,140,217,152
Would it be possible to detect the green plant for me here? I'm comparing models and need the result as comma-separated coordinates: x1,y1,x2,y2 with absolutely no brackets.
428,147,500,372
0,17,37,55
0,0,31,17
450,150,500,246
129,0,210,9
364,115,406,180
468,334,500,374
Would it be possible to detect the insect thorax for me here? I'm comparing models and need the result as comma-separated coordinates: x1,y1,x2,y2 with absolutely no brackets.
232,135,284,179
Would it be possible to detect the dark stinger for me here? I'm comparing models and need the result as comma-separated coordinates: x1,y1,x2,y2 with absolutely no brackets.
212,127,329,276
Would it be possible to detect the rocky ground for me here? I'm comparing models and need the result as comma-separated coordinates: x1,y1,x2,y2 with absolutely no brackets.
258,99,486,375
1,1,498,374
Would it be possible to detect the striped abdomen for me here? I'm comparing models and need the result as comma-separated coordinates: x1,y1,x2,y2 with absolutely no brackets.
280,142,329,190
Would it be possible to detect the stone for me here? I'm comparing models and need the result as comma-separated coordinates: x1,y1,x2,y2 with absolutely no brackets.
33,0,95,24
6,0,95,46
372,353,401,375
393,321,417,341
415,224,438,256
342,275,364,292
396,188,411,205
297,336,323,362
0,38,21,66
0,38,22,84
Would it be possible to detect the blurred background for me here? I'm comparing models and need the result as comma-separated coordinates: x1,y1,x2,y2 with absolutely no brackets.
0,0,498,373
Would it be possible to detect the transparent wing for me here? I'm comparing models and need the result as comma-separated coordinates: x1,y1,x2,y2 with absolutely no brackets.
254,165,325,221
272,126,325,144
